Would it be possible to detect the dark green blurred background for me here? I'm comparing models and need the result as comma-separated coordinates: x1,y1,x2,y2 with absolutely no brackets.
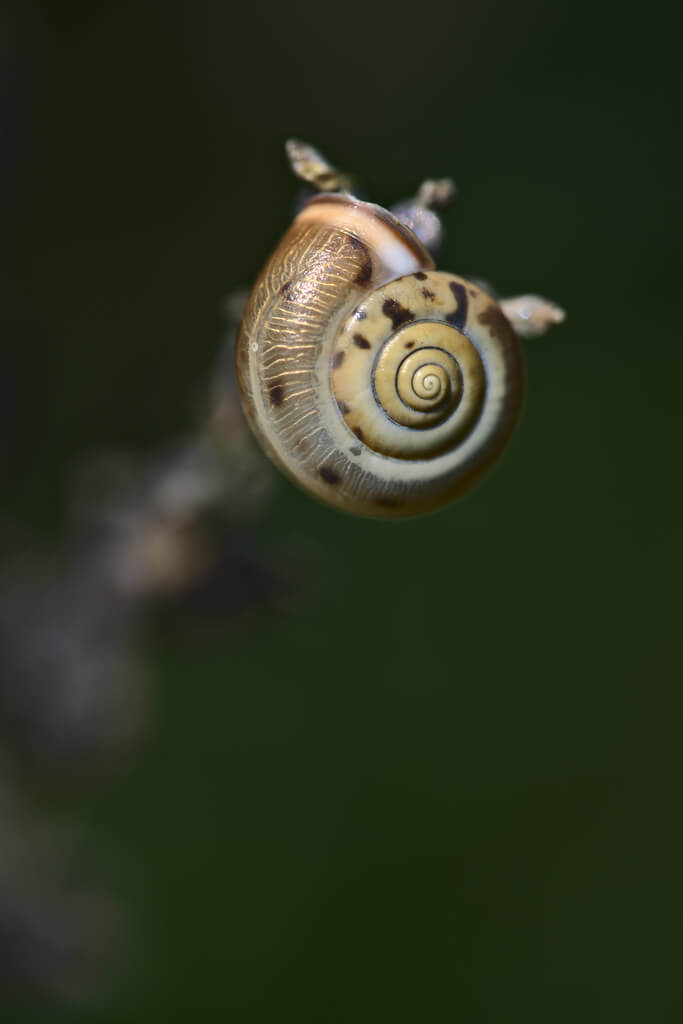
3,0,682,1020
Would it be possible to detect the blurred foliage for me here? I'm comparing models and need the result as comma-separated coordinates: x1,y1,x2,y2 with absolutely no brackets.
1,0,682,1021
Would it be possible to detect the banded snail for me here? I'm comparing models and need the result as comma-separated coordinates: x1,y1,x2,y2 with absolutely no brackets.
236,141,565,518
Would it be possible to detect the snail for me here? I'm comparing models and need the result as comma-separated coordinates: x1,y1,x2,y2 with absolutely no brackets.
236,140,565,518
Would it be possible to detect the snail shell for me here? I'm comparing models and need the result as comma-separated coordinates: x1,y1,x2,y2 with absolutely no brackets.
236,193,524,518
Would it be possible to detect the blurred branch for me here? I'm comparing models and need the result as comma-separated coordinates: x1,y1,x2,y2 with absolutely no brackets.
0,294,306,1006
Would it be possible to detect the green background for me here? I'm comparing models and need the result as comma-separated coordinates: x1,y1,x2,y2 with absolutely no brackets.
3,0,682,1020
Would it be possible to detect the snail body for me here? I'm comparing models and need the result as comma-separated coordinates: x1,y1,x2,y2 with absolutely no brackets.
236,144,564,518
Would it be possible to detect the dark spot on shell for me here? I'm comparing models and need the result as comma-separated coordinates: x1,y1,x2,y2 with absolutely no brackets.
353,426,364,442
414,271,428,280
279,280,294,298
355,309,367,321
349,445,362,456
422,288,435,300
338,399,350,414
355,259,373,286
320,466,341,485
375,496,399,508
353,333,371,349
332,351,345,369
478,303,514,341
382,298,415,330
269,380,285,406
446,281,469,330
405,341,415,349
469,288,477,298
348,235,373,286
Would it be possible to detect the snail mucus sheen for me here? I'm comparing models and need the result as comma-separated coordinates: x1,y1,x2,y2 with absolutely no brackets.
236,143,564,518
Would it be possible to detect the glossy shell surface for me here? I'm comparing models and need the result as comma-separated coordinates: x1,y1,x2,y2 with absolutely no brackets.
236,194,524,517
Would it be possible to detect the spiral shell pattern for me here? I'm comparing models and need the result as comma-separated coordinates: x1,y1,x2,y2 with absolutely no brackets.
332,272,516,466
237,195,525,517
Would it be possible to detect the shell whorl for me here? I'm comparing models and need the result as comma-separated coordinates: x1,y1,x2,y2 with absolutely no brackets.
236,194,524,517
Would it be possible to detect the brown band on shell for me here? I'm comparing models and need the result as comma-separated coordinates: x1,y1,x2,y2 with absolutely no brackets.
347,234,374,285
298,193,435,268
446,281,469,330
478,303,516,342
